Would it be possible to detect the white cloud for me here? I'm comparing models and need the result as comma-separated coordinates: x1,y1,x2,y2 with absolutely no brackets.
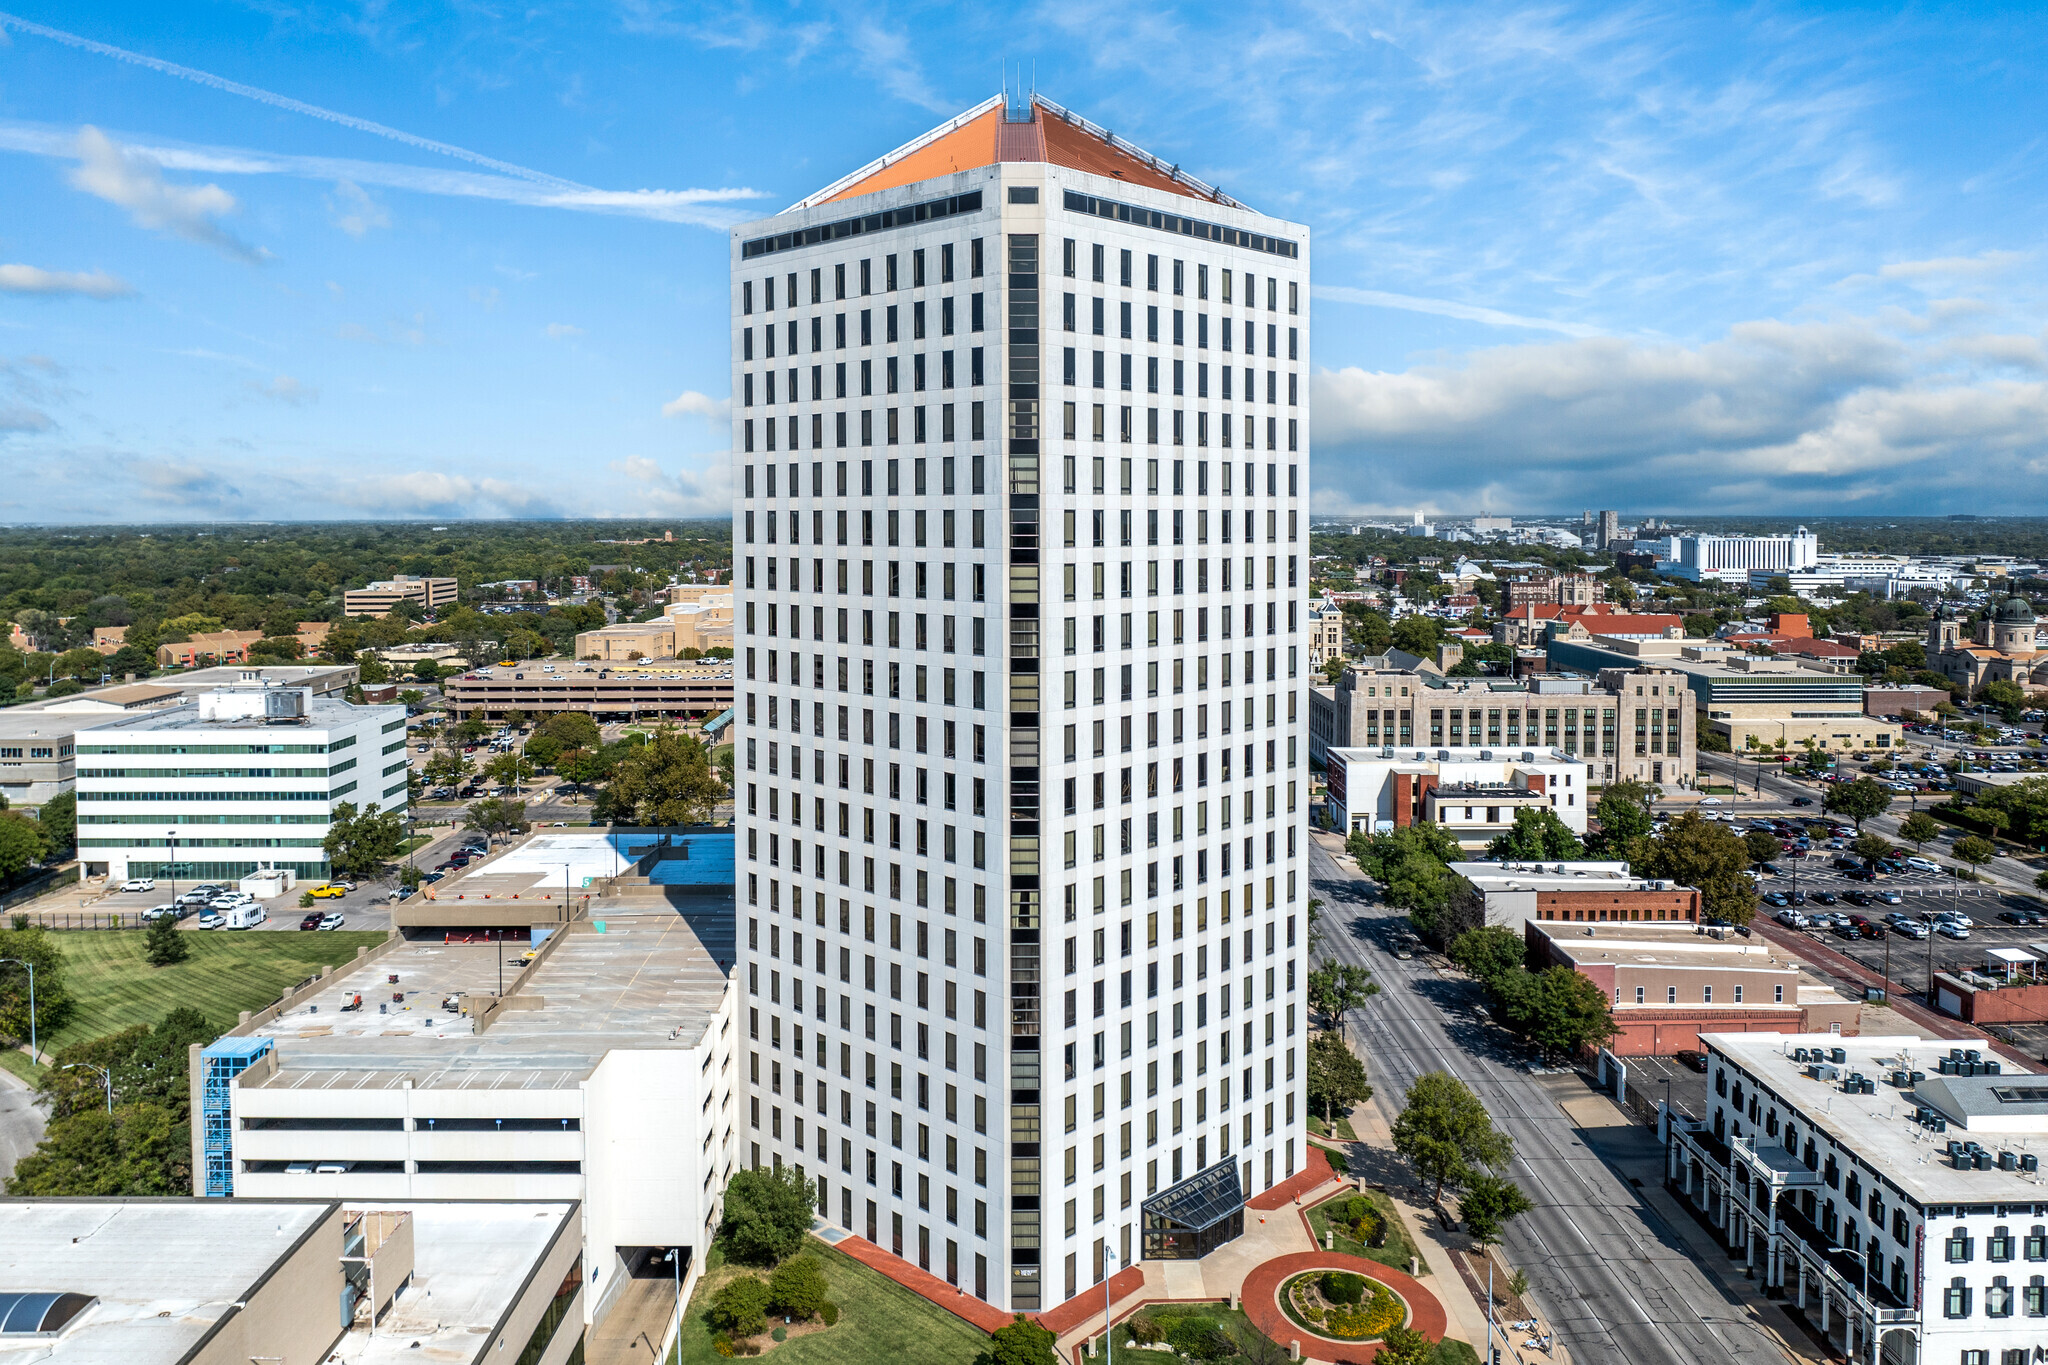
1309,317,2048,514
326,179,390,237
661,389,729,420
0,264,133,298
610,453,732,516
1878,251,2026,280
67,126,265,262
328,470,566,518
245,374,316,405
0,405,53,434
1314,284,1603,338
545,322,584,339
0,119,766,230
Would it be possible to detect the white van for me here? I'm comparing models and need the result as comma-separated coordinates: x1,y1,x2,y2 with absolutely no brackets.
1905,856,1941,873
225,904,268,930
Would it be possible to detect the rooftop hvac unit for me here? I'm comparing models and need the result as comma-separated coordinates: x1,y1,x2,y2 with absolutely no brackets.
1987,1061,2003,1075
2024,1154,2040,1173
2001,1151,2019,1171
1890,1071,1909,1088
1977,1152,1995,1170
1830,1047,1848,1063
1951,1047,1967,1061
1940,1058,1956,1075
1862,1079,1877,1094
263,687,308,721
1933,1116,1948,1133
1912,1070,1927,1083
1967,1049,1983,1063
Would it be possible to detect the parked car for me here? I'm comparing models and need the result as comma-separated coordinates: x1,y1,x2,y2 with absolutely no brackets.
1890,919,1928,940
1759,862,1783,877
307,884,347,899
118,878,155,893
1675,1050,1709,1073
1698,796,1724,805
421,871,446,884
177,889,218,907
1938,921,1972,940
1791,796,1815,806
1774,909,1810,928
1809,891,1838,906
197,911,226,930
141,903,182,922
1703,917,1752,937
1843,890,1875,907
1906,856,1941,873
318,912,346,930
300,913,324,930
1762,891,1790,908
1845,868,1878,883
1877,890,1903,905
1999,910,2033,926
1832,923,1863,941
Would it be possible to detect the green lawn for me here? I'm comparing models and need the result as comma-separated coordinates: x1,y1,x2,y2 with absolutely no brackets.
1307,1112,1359,1141
671,1238,989,1365
1093,1301,1278,1359
16,929,386,1071
1306,1188,1430,1277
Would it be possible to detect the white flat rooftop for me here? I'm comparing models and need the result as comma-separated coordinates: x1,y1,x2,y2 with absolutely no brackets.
1703,1032,2048,1205
331,1202,575,1365
0,1200,329,1364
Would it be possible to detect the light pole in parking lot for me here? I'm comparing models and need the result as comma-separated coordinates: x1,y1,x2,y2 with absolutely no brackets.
64,1062,114,1114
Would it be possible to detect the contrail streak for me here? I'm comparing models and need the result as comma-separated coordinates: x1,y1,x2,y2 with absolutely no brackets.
0,9,585,191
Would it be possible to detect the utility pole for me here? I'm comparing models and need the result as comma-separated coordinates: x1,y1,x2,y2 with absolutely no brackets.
0,958,37,1064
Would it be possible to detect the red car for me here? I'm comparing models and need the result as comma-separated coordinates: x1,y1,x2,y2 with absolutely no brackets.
300,913,323,930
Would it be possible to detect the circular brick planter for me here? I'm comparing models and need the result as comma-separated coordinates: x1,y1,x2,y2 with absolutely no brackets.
1241,1252,1447,1364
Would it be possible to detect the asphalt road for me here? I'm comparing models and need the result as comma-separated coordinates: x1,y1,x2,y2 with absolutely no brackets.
0,1065,47,1184
1310,837,1788,1365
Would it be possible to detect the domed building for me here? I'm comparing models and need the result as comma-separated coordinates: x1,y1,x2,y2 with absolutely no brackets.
1926,596,2048,694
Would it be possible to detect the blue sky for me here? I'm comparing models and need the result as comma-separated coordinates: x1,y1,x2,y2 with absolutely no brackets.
2,1,2046,522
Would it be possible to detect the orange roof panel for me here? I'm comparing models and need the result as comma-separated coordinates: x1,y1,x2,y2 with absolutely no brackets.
815,96,1216,207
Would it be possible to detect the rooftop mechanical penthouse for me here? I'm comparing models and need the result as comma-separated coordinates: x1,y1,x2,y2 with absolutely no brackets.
730,92,1311,1313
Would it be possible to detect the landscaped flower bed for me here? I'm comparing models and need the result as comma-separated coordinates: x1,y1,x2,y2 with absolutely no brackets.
1279,1268,1407,1341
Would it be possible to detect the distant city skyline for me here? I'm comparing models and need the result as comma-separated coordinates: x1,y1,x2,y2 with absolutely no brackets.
2,3,2046,521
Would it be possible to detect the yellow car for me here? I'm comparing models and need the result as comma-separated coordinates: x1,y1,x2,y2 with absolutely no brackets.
308,884,348,899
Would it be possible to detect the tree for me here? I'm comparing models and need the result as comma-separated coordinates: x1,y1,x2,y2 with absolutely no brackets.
144,913,190,966
768,1254,828,1320
1306,1029,1373,1124
989,1316,1059,1365
464,797,529,842
1375,1325,1434,1365
1592,781,1658,854
1306,959,1379,1031
538,711,602,751
503,708,529,729
5,1103,189,1196
719,1164,815,1265
1391,614,1444,657
708,1275,770,1338
602,727,726,826
0,922,68,1046
1344,606,1392,655
1954,836,1997,873
1459,1173,1535,1245
1448,926,1524,984
1824,777,1893,830
34,791,75,859
484,751,533,790
1981,678,2029,722
1493,965,1620,1058
1900,812,1940,851
1391,1071,1512,1207
1322,657,1347,684
1744,828,1783,868
524,733,565,770
0,812,45,880
1851,832,1894,865
1635,813,1758,924
1485,808,1585,862
355,649,391,684
323,802,405,880
423,747,474,791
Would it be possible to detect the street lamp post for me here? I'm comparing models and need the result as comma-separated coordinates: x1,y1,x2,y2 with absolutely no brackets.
166,830,178,908
1102,1247,1117,1365
662,1248,682,1362
64,1062,114,1114
0,958,37,1065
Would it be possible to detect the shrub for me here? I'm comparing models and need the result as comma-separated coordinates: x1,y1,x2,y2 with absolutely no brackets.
819,1301,839,1327
712,1334,735,1358
1165,1317,1238,1361
1127,1315,1166,1345
770,1327,787,1343
709,1275,769,1338
1324,1147,1350,1175
1322,1271,1366,1305
768,1254,827,1320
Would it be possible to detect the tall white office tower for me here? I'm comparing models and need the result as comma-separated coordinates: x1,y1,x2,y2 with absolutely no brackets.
729,92,1310,1314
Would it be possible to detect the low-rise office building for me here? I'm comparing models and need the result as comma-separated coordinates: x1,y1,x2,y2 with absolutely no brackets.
0,1198,584,1365
1310,661,1695,787
1547,635,1902,753
1670,1032,2048,1365
73,685,408,883
0,710,81,808
573,594,735,662
199,905,735,1333
1446,860,1699,935
1324,743,1587,846
442,660,735,722
344,575,459,617
1525,921,1854,1054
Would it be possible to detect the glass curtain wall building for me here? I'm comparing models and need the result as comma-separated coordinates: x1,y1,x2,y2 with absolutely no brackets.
730,91,1310,1314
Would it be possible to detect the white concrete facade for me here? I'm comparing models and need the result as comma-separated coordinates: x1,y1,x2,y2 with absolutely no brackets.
730,96,1310,1312
1324,743,1588,846
73,687,409,882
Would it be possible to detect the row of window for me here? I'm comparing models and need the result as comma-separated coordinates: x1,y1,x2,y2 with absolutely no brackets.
742,455,1299,500
1619,983,1785,1005
740,406,1301,453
